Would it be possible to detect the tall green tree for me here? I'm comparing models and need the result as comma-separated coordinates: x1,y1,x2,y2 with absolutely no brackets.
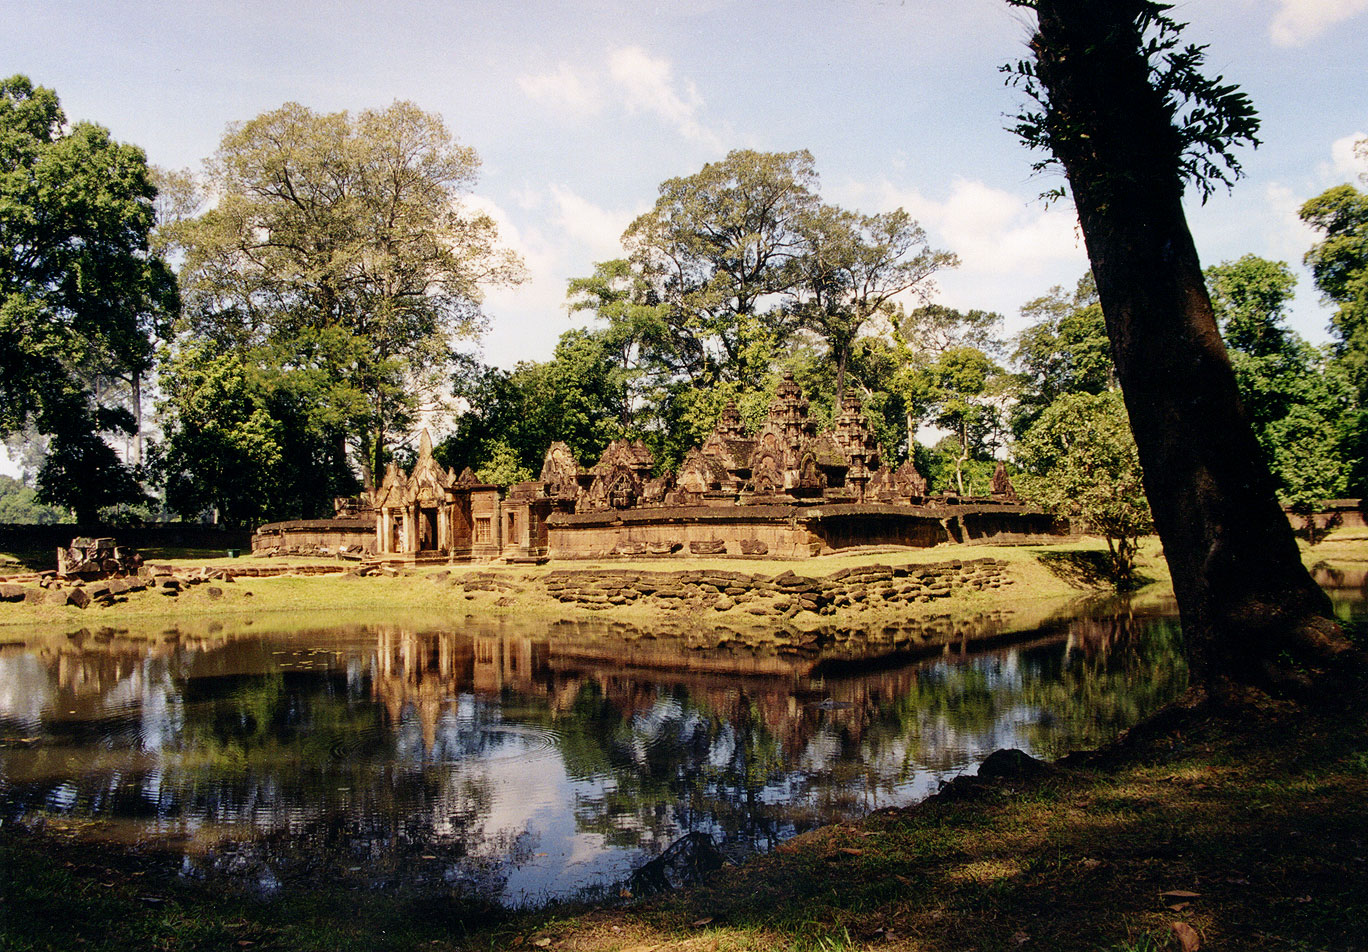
440,330,623,477
152,341,360,526
1010,272,1113,437
0,474,64,524
622,149,818,386
566,258,674,433
1205,254,1357,511
1301,185,1368,394
1006,0,1357,694
168,100,524,490
1301,184,1368,497
1,75,174,519
789,205,957,409
917,346,1006,496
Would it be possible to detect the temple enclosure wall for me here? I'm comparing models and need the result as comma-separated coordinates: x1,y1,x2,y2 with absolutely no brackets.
250,518,375,558
544,503,1070,560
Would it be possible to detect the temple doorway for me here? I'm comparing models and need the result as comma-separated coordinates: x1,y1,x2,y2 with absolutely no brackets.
419,507,439,551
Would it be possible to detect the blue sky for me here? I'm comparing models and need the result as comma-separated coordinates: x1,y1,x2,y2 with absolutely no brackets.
3,0,1365,371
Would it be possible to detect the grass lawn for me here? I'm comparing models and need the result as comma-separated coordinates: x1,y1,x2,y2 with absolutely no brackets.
1,535,1178,637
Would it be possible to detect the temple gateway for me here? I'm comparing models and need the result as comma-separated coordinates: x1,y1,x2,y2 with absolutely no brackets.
357,372,1065,563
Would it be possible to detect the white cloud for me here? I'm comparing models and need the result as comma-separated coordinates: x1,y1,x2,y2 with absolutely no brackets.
1261,182,1320,262
835,176,1086,321
1330,131,1368,180
607,46,723,149
516,62,603,116
1269,0,1368,46
464,189,647,369
547,184,635,260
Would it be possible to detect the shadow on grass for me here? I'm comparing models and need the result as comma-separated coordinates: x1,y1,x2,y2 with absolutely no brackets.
643,701,1368,952
0,546,52,573
1035,549,1154,592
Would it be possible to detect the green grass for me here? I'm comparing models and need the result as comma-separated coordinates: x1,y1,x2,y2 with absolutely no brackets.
1,535,1174,635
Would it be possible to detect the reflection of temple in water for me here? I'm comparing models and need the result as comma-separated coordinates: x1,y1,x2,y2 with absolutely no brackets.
365,623,990,763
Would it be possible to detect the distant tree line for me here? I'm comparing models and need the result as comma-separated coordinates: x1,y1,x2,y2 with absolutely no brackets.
2,73,1365,543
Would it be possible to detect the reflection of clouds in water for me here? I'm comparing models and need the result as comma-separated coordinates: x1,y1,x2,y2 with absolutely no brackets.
799,724,844,773
0,656,52,728
0,611,1194,905
707,723,736,769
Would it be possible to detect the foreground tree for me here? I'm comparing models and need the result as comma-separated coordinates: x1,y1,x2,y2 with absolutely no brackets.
1006,0,1360,693
1,75,174,518
169,100,524,490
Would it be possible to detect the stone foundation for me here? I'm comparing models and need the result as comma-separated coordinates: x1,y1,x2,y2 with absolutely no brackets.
545,502,1067,560
536,558,1013,616
250,518,375,557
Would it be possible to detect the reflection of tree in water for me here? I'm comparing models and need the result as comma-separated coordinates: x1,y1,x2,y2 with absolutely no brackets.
539,608,1188,863
1,608,1191,900
849,608,1187,777
541,680,795,858
1015,613,1187,757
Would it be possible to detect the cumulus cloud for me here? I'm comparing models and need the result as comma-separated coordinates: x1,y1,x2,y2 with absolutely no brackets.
1329,131,1368,181
836,176,1085,315
607,46,723,149
547,184,636,260
1260,182,1321,262
1269,0,1368,47
463,189,646,368
516,62,603,116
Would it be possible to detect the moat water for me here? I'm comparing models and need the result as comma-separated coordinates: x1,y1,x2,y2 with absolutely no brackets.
1,585,1363,906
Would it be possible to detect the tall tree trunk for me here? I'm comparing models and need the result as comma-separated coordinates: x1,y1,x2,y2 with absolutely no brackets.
956,419,968,497
1027,0,1359,694
833,343,849,412
131,372,143,467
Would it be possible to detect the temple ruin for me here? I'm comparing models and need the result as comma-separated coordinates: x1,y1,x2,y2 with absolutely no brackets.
328,372,1064,563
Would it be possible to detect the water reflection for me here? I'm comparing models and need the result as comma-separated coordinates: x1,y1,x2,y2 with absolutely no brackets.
0,603,1190,905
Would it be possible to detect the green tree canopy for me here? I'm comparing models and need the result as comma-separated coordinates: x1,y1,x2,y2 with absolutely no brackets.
167,99,524,490
0,474,65,524
1301,185,1368,399
1,75,175,520
916,346,1006,496
1205,254,1358,508
788,205,957,410
622,149,819,386
1016,390,1153,585
1010,272,1113,437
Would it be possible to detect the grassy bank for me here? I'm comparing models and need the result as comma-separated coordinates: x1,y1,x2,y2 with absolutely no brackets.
2,536,1178,638
4,690,1365,951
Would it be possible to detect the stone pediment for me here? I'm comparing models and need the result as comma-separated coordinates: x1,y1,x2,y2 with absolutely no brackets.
702,431,755,470
804,433,848,470
540,441,581,495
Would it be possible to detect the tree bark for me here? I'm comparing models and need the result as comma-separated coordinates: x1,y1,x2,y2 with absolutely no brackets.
1027,0,1359,694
